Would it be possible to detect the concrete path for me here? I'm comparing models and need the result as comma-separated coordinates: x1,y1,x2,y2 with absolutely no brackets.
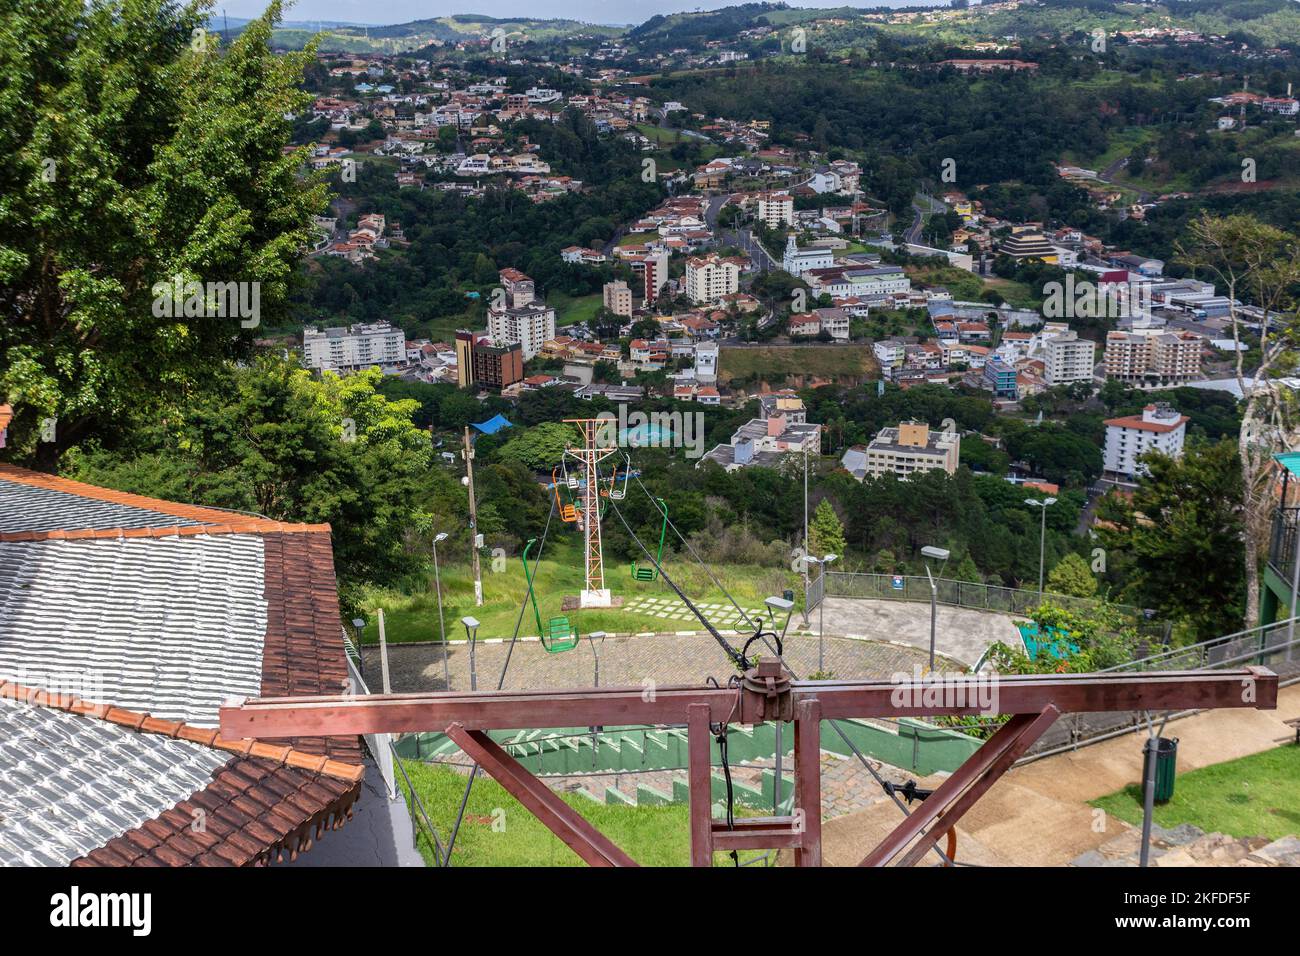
822,683,1300,866
814,597,1022,668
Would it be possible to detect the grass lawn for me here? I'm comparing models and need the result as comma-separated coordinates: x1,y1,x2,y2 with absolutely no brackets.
355,537,802,644
547,291,604,328
1090,745,1300,841
718,344,880,386
396,758,765,866
618,230,658,248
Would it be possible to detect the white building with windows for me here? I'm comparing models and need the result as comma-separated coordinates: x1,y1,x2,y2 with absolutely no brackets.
487,302,557,361
757,194,794,229
1103,403,1188,478
1043,330,1097,385
782,235,834,277
685,254,741,304
303,322,405,372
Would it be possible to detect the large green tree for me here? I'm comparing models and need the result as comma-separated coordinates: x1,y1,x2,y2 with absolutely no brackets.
1098,440,1246,640
0,0,325,466
65,357,452,599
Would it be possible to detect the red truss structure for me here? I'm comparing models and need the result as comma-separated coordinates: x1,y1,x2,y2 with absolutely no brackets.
220,662,1278,867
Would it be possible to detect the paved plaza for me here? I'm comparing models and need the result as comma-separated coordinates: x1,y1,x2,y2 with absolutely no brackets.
360,629,960,694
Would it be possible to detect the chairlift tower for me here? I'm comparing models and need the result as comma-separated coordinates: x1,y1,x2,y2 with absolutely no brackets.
565,419,618,608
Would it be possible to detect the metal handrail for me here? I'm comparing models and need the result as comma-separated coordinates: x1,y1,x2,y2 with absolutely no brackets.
390,742,448,867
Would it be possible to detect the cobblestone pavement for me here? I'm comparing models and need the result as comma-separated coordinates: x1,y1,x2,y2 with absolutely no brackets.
361,631,958,694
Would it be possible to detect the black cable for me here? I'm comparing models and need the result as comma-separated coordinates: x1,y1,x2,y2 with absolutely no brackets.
606,494,750,671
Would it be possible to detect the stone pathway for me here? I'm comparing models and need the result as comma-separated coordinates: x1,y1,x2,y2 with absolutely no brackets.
1075,824,1300,867
621,596,767,630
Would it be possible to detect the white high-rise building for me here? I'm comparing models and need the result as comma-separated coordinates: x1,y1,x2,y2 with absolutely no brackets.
1043,330,1096,385
1103,403,1188,478
685,254,740,304
757,193,794,228
303,322,405,372
487,302,556,361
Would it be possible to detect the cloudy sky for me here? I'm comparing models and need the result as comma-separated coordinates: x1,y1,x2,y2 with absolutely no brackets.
220,0,941,28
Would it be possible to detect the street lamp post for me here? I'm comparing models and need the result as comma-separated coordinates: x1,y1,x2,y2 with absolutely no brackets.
350,617,366,679
1025,497,1058,602
921,546,950,671
432,532,449,690
805,554,838,674
461,616,480,692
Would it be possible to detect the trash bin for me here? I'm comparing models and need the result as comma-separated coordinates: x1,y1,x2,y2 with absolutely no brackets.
1154,737,1178,804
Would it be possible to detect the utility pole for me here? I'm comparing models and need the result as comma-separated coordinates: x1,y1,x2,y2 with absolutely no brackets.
463,427,483,606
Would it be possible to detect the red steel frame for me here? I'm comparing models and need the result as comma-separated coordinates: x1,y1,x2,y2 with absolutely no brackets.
220,667,1277,867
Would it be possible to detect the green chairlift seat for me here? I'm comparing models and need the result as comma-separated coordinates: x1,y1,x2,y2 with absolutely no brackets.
522,538,579,653
630,498,668,582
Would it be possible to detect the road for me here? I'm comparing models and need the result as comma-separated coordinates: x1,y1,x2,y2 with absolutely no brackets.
905,192,946,245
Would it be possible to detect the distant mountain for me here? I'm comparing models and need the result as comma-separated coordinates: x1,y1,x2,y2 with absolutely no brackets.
264,14,623,53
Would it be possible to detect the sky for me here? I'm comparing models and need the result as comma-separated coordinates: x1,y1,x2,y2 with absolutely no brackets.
217,0,943,29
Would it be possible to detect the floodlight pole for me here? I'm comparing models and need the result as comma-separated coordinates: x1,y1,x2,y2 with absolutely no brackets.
802,446,810,626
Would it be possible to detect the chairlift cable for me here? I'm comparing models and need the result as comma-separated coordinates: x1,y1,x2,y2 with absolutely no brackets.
630,472,761,632
606,494,749,671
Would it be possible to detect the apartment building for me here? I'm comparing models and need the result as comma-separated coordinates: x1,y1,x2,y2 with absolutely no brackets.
757,193,794,229
1104,329,1201,389
685,253,741,304
498,267,535,308
487,302,557,361
1043,330,1097,385
302,321,405,372
603,279,633,318
625,248,669,304
1103,402,1189,478
454,329,524,390
845,421,961,480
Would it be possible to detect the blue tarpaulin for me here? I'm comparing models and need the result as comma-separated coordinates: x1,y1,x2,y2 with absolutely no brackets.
472,414,513,435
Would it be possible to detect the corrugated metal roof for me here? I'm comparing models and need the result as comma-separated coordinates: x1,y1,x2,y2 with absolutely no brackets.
0,479,207,533
0,535,268,726
0,697,227,866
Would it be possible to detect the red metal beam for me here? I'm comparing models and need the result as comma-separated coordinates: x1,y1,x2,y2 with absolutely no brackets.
900,705,1059,868
687,703,714,867
444,723,637,867
793,698,822,867
218,669,1278,740
859,705,1059,867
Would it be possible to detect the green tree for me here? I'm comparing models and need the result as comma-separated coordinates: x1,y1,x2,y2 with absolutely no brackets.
64,356,445,599
1097,440,1246,640
809,498,846,559
497,422,580,471
1047,552,1097,598
0,1,326,468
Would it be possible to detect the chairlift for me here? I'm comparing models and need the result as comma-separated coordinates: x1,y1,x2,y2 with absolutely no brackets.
630,498,668,582
522,538,578,653
551,467,578,523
